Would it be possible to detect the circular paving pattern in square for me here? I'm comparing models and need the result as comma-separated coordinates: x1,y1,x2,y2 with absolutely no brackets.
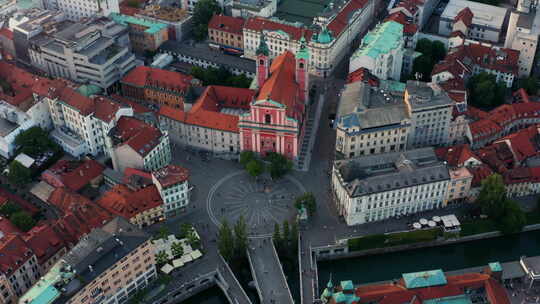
207,170,306,237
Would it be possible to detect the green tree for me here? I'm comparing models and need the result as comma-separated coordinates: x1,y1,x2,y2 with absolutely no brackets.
498,199,526,234
246,159,264,178
239,151,256,167
10,211,35,232
411,55,434,81
515,76,539,95
432,41,447,62
186,229,201,249
218,219,234,261
155,250,170,265
295,192,317,216
273,223,281,247
171,242,184,258
179,223,193,238
0,202,21,217
415,38,433,56
155,226,170,240
282,220,290,245
265,152,293,179
476,174,506,218
8,161,31,186
192,0,221,41
468,72,506,109
14,127,59,157
234,215,247,257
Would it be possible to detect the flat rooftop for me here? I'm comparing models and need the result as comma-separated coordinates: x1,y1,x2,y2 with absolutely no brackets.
0,117,18,137
441,0,508,29
275,0,333,25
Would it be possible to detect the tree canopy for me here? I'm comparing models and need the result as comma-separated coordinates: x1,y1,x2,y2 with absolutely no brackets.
246,159,264,178
265,152,293,179
190,66,252,88
233,215,247,257
192,0,221,41
14,127,60,157
8,161,31,186
476,174,526,234
467,72,506,109
10,211,36,232
295,192,317,216
410,39,447,81
218,219,234,261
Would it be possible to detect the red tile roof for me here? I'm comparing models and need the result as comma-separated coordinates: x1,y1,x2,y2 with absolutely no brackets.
352,272,510,304
347,67,380,86
0,216,21,235
470,164,494,187
96,184,163,220
497,125,540,163
123,167,154,189
121,65,193,93
209,15,245,35
257,51,304,120
327,0,369,37
111,94,155,114
42,159,105,192
94,96,122,122
159,85,256,133
244,17,314,41
152,164,189,187
23,224,65,266
385,11,418,35
435,144,479,167
48,188,111,229
454,7,473,27
0,235,32,275
112,116,164,156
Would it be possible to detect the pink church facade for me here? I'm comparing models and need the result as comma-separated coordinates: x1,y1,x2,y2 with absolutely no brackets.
239,36,310,160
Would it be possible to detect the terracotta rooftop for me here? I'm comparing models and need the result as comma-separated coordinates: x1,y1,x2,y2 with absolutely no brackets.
347,67,380,86
121,65,193,93
48,188,111,230
435,144,479,167
0,28,13,40
0,235,33,276
497,125,540,163
209,14,245,35
327,0,369,37
152,164,189,187
97,184,163,220
159,85,256,133
244,17,314,41
111,116,164,156
385,11,418,35
454,7,473,27
42,159,105,192
23,224,65,266
257,51,304,120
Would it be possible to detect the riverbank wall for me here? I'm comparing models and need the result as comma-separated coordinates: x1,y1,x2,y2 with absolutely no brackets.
313,223,540,262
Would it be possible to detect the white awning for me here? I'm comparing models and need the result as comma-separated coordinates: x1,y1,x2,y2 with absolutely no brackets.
191,250,202,260
161,264,174,274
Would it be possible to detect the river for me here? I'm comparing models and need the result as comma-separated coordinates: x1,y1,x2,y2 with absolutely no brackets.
318,229,540,289
183,230,540,303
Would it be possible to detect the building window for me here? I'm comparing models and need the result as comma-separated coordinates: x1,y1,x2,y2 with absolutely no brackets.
265,114,271,124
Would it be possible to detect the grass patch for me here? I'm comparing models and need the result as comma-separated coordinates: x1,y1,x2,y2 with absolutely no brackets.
460,219,497,237
348,229,441,252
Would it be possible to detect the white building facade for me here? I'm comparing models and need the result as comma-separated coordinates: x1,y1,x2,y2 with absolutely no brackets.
332,148,450,225
42,0,119,20
349,20,405,80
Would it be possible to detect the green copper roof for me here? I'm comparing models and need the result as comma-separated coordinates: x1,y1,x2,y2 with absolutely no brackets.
402,269,447,289
316,26,333,44
489,262,502,272
340,280,354,290
332,291,360,304
321,287,333,298
352,20,404,60
327,278,333,288
256,35,270,56
379,79,406,92
424,295,473,304
19,262,74,304
296,36,309,60
76,84,102,97
110,13,167,34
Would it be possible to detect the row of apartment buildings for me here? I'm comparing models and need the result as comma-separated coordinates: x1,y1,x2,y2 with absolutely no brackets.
208,0,376,77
